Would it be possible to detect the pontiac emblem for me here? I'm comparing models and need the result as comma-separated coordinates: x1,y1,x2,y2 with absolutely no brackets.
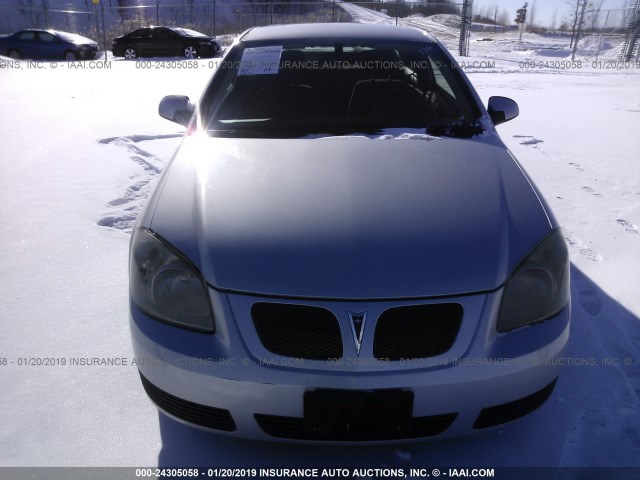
348,310,368,355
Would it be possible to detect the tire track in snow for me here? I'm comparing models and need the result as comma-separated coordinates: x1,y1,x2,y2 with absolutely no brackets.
96,136,169,233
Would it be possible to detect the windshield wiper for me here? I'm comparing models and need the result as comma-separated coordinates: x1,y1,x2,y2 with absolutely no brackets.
207,119,388,139
207,128,269,138
425,121,483,138
206,119,484,139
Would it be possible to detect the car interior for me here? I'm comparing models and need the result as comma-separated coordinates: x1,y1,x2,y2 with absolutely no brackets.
211,44,470,129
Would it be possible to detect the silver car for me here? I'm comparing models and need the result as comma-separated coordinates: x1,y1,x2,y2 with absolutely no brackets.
129,23,570,442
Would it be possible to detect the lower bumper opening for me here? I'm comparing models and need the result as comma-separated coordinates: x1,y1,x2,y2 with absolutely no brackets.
139,372,236,432
254,412,458,441
138,371,558,438
473,378,558,429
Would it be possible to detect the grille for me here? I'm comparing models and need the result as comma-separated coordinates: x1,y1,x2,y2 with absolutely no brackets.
252,302,343,360
373,303,463,360
254,413,457,441
473,379,557,429
139,372,236,432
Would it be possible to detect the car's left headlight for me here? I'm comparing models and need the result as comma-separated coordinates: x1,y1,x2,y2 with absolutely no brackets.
130,228,214,333
497,228,570,332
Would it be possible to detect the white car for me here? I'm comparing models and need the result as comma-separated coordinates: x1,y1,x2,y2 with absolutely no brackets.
129,23,570,442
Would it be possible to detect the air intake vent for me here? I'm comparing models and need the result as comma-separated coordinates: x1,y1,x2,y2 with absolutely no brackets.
252,302,343,360
139,372,236,431
373,303,463,360
474,379,557,429
254,413,457,441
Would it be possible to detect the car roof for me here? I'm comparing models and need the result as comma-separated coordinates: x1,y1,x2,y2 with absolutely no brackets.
134,26,180,30
17,29,68,36
18,29,55,33
127,26,182,32
240,23,436,43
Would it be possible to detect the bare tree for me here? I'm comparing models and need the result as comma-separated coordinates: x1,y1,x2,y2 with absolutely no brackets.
492,3,499,32
566,0,583,48
551,9,558,29
529,0,537,26
473,4,491,22
477,4,489,20
413,0,458,17
16,0,44,28
187,0,195,24
497,7,509,25
589,0,604,31
40,0,49,28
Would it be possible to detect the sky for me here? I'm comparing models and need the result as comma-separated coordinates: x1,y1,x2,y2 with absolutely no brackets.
472,0,630,27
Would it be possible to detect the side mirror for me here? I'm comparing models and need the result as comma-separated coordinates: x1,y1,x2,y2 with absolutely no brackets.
159,95,195,127
487,96,519,126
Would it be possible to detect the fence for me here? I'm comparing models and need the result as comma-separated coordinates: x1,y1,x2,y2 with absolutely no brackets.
1,1,352,44
0,1,637,60
1,1,465,51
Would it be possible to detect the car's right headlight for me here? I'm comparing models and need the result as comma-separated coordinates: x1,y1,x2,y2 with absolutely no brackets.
129,228,214,333
497,228,570,332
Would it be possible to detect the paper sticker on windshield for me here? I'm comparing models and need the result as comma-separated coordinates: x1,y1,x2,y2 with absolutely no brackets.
237,46,283,76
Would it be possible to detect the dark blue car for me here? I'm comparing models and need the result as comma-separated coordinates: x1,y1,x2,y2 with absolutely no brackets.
0,29,99,60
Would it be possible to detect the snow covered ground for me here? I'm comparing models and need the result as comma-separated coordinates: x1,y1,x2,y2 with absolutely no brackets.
1,11,639,469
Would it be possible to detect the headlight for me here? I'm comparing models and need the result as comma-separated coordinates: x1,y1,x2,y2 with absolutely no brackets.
497,228,570,332
130,228,214,333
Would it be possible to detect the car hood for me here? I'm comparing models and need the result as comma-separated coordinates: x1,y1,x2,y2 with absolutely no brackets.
56,32,96,45
149,136,552,299
191,36,217,43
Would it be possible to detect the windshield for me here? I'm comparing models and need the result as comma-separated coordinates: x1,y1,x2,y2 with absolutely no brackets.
201,40,483,138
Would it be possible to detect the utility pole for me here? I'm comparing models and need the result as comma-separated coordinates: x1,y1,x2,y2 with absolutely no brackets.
93,0,100,52
250,0,257,26
212,0,216,37
572,0,588,60
595,9,611,61
621,0,640,61
396,0,399,26
459,0,473,56
100,0,108,59
41,0,49,29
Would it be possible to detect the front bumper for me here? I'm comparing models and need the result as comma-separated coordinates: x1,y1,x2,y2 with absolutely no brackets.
77,45,98,59
197,43,219,57
130,288,570,443
111,45,124,57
